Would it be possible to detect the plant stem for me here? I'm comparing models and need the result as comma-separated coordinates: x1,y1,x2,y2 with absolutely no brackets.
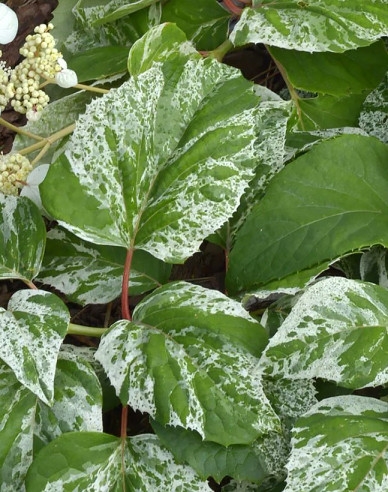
67,322,107,337
209,39,234,62
23,279,38,289
0,117,44,141
121,248,133,321
31,142,50,166
18,123,76,157
120,248,134,490
266,46,305,130
74,83,109,94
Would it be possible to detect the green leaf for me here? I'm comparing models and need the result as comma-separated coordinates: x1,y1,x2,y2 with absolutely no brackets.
269,41,388,96
226,135,388,295
127,23,199,76
0,351,102,490
285,396,388,492
25,432,211,491
161,0,230,51
78,0,160,27
359,71,388,144
260,277,388,389
295,93,367,130
231,0,388,53
0,195,46,281
0,290,69,404
38,227,171,305
152,420,288,485
51,0,79,52
67,45,129,82
96,281,279,446
41,58,261,263
35,345,103,449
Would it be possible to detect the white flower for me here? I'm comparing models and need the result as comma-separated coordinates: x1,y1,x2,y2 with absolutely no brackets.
26,108,42,121
55,68,78,88
57,57,67,70
0,5,18,45
20,163,50,214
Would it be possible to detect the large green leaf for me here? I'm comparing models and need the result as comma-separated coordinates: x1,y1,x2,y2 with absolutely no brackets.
38,227,171,305
0,351,102,490
161,0,230,51
41,57,261,263
269,41,388,96
25,432,211,491
359,71,388,144
294,93,366,130
231,0,388,52
260,277,388,389
66,45,129,82
152,421,288,485
96,282,279,446
285,396,388,492
226,135,388,295
127,23,199,76
0,290,69,404
0,196,46,281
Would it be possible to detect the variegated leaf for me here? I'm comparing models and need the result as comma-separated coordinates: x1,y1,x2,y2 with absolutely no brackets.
96,281,279,446
359,71,388,144
285,396,388,492
127,23,199,76
25,432,211,491
152,420,289,485
38,228,171,305
41,58,261,263
260,277,388,389
231,0,388,53
360,246,388,289
0,290,69,404
0,196,46,281
0,351,102,491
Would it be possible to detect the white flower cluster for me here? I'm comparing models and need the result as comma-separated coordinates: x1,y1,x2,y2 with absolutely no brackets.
0,23,78,119
0,153,32,196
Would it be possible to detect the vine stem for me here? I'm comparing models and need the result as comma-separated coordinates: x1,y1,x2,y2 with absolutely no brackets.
67,323,107,337
42,78,109,94
209,39,234,62
23,279,38,289
0,117,44,141
120,247,134,492
18,123,76,157
266,45,305,130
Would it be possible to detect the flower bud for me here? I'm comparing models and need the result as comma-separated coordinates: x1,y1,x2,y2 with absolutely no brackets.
55,68,78,88
0,5,18,45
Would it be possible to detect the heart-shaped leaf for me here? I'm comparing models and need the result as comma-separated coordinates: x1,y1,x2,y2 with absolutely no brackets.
231,0,388,52
285,396,388,492
25,432,211,491
0,195,46,281
260,277,388,389
41,57,261,263
227,135,388,295
0,290,69,404
38,228,171,305
96,281,279,446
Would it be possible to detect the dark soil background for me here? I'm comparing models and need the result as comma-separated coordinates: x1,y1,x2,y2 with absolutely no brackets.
0,3,285,489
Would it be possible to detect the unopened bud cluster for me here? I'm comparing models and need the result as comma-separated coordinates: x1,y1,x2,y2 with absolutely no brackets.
0,23,76,118
0,153,32,196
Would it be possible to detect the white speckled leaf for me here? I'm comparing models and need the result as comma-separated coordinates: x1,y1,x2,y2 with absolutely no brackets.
38,228,171,305
25,432,211,491
260,277,388,389
231,0,388,53
40,58,260,263
0,350,102,492
0,290,69,404
285,396,388,492
35,345,103,448
127,23,199,76
0,195,46,281
95,281,279,446
359,71,388,144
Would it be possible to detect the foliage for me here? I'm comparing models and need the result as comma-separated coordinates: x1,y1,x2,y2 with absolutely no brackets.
0,1,388,490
